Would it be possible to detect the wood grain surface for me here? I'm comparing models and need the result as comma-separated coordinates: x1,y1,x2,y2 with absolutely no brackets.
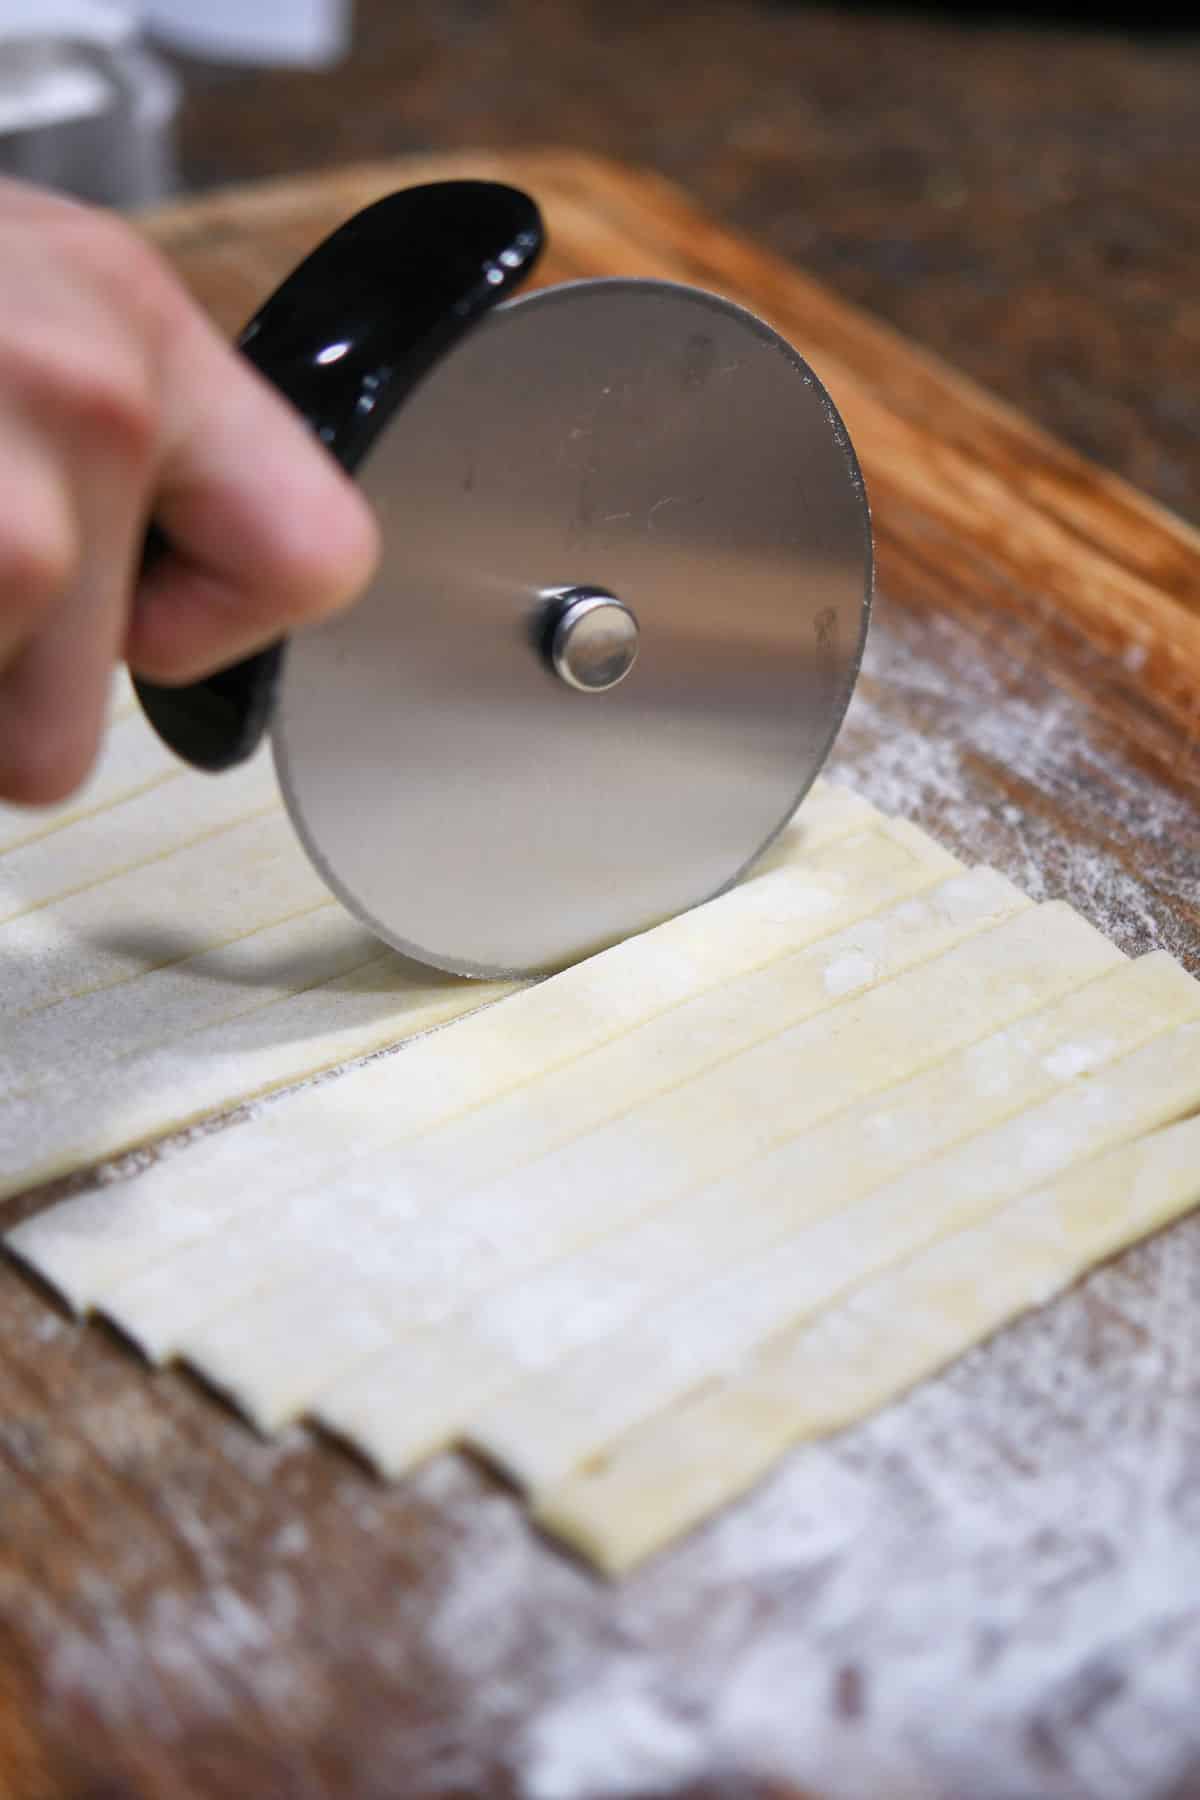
2,150,1199,1800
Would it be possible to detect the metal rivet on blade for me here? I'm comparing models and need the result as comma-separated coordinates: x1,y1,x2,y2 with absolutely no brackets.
548,588,640,693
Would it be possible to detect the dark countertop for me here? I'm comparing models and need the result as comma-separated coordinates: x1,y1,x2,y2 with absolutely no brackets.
163,0,1200,530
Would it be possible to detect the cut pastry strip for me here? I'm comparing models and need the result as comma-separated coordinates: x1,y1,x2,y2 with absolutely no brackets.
749,779,884,871
314,949,1197,1475
97,863,1022,1361
475,1013,1200,1496
2,950,514,1202
0,906,375,1101
167,900,1120,1429
0,751,278,923
0,808,329,1030
0,707,182,858
11,802,929,1302
537,1110,1200,1573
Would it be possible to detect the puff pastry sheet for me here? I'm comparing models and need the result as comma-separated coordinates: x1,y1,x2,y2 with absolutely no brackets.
8,688,1200,1571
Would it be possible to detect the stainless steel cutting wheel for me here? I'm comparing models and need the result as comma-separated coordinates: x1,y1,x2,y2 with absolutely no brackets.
271,278,872,977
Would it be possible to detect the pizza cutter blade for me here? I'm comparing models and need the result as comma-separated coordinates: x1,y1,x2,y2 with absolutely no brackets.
136,182,872,978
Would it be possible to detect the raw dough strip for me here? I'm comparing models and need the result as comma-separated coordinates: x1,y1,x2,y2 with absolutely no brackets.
475,1014,1200,1496
0,750,279,923
166,900,1120,1430
0,708,183,859
2,950,516,1201
98,864,1023,1364
741,780,881,874
538,1110,1200,1573
11,796,923,1300
755,779,883,858
0,905,374,1101
313,950,1196,1476
0,808,327,1030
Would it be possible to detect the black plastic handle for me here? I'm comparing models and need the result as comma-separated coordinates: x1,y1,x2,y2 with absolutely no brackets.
134,179,544,771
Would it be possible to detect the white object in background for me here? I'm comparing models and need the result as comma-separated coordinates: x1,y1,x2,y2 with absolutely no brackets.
139,0,352,67
0,1,134,43
0,50,110,139
0,0,131,134
0,0,177,205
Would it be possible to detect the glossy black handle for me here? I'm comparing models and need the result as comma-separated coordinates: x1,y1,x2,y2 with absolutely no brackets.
134,179,544,771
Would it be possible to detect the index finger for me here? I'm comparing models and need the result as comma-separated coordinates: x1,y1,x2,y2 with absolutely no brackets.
125,304,380,685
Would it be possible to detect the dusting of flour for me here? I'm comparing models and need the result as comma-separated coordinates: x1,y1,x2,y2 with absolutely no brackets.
11,597,1200,1799
405,1219,1200,1800
838,604,1198,971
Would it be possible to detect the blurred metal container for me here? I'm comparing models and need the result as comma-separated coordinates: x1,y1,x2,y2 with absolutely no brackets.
0,2,177,207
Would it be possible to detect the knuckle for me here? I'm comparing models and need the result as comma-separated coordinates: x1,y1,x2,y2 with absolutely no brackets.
0,518,77,620
73,364,158,460
51,205,175,321
9,212,177,454
17,339,158,462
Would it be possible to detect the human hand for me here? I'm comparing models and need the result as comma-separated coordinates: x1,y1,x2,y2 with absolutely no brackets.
0,177,380,805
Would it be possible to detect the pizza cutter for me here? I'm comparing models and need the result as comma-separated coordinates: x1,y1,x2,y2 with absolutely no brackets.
135,179,872,978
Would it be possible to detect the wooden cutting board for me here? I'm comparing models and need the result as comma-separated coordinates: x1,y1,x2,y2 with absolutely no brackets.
2,150,1198,1800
